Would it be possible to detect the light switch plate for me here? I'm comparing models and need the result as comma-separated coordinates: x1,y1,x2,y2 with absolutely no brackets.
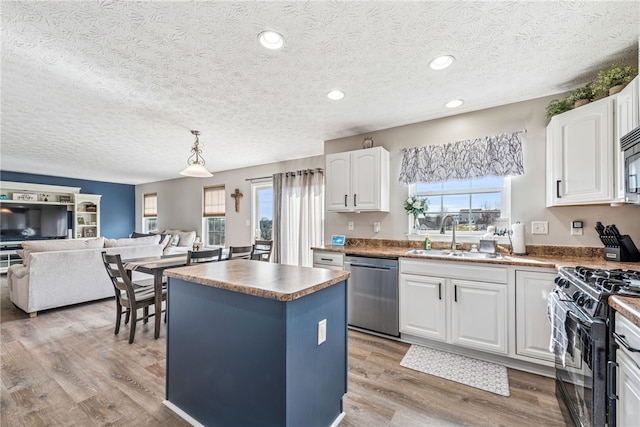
348,221,354,231
531,221,549,235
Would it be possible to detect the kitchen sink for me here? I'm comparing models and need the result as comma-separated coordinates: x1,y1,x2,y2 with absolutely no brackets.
405,249,503,259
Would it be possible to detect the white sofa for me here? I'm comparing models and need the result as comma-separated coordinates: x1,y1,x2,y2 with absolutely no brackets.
7,236,163,317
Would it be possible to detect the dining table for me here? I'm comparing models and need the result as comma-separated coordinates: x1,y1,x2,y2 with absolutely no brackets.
123,254,188,339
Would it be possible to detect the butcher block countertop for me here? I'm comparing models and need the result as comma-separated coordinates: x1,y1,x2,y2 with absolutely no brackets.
165,259,350,302
609,296,640,329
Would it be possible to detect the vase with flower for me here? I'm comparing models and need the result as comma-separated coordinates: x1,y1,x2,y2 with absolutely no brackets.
404,196,429,233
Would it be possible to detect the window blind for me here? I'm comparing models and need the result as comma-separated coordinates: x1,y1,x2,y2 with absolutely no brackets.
203,186,225,217
143,193,157,217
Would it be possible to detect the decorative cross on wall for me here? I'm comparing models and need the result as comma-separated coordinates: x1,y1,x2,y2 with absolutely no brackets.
231,188,243,212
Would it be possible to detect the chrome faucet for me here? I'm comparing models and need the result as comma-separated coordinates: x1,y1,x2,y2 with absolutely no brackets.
440,215,458,251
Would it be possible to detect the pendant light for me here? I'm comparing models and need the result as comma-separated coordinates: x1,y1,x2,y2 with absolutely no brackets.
180,130,213,177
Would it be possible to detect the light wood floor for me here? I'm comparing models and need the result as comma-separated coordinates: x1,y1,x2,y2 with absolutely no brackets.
1,276,566,426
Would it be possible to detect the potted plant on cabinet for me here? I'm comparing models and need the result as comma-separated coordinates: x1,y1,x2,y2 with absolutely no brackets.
594,65,638,96
545,98,572,119
567,83,595,108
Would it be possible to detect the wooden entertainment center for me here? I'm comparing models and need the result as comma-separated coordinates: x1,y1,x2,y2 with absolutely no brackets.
0,181,102,273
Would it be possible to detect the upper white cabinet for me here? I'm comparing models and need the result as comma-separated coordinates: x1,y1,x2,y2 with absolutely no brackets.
546,76,639,206
546,97,615,206
615,77,639,201
326,146,389,212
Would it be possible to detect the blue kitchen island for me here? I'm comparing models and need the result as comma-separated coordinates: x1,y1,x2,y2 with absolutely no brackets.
163,259,350,427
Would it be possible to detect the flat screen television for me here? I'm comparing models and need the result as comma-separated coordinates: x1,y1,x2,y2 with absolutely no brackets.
0,203,69,241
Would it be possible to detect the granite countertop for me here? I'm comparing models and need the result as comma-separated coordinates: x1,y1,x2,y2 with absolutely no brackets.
609,295,640,329
312,244,640,270
165,259,350,302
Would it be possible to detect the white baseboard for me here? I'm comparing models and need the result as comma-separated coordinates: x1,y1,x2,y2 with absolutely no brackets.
163,400,204,427
330,411,346,427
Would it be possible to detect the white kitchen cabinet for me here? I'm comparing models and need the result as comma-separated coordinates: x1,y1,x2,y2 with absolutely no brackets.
326,147,389,212
614,313,640,427
399,259,508,355
614,76,639,201
451,279,507,354
515,270,555,364
616,350,640,427
399,273,446,341
546,97,615,206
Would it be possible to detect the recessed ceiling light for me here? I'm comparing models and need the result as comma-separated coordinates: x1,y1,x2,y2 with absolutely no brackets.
445,99,464,108
429,55,455,70
258,31,285,50
327,90,345,101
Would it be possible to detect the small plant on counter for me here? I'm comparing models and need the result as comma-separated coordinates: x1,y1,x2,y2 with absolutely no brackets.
594,65,638,96
567,83,595,106
404,196,429,230
545,98,572,119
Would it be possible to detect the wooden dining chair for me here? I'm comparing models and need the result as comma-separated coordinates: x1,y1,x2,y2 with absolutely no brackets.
251,240,273,262
101,252,166,344
228,245,254,260
187,248,222,265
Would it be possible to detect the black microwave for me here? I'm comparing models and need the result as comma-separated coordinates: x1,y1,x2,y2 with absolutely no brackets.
621,126,640,204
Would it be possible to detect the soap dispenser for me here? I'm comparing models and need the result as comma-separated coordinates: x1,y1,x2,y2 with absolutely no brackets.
423,234,432,250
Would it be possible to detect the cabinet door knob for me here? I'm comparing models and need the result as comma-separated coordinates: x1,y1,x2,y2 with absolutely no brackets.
556,180,562,198
438,282,442,300
354,194,357,207
344,195,348,207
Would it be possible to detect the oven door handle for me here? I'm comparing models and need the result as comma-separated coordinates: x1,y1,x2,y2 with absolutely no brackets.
613,332,640,353
607,360,618,401
566,308,592,330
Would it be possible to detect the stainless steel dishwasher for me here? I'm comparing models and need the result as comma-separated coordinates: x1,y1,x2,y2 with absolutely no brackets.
344,256,399,337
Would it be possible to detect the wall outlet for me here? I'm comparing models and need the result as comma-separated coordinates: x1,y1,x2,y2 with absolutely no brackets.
531,221,549,235
373,222,381,233
347,221,354,231
318,319,327,345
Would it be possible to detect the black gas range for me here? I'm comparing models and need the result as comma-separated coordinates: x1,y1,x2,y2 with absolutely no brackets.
552,266,640,427
555,266,640,319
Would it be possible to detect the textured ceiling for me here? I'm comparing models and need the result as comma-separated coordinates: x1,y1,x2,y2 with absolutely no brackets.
1,1,638,185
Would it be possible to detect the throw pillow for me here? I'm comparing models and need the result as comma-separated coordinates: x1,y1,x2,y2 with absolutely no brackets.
169,234,180,247
176,231,196,247
151,233,171,250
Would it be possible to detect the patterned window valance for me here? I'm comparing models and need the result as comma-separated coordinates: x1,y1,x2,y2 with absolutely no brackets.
398,131,524,185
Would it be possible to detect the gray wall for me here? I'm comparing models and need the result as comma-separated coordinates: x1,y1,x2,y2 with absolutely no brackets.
137,93,638,250
135,156,323,247
324,94,640,247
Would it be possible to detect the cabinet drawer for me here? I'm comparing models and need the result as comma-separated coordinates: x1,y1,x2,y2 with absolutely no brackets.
400,259,507,284
313,251,344,268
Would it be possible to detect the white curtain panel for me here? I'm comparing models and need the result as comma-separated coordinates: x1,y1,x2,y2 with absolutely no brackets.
274,170,323,267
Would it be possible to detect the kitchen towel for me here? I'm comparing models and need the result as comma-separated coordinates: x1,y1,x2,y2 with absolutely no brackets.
511,222,526,254
547,291,569,367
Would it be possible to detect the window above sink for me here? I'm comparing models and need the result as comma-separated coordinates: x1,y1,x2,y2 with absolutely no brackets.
407,176,511,241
